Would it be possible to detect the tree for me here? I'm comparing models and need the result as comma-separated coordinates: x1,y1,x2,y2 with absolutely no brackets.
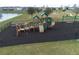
52,8,56,11
65,7,69,10
27,7,35,15
34,7,42,13
44,7,52,15
58,5,64,11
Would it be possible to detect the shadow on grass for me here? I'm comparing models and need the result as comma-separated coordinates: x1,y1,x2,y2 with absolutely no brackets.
0,22,79,47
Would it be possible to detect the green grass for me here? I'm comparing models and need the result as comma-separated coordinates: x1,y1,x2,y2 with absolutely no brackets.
0,40,79,55
0,14,23,32
0,13,32,31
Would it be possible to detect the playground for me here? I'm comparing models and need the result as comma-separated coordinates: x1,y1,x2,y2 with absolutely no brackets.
0,10,79,54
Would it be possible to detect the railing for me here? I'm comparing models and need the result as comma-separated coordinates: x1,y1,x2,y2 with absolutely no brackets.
57,16,79,22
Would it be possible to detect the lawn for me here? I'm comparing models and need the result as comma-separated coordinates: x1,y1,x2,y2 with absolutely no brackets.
0,12,32,32
0,40,79,55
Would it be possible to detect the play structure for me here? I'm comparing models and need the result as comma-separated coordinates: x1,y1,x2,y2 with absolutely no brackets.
16,13,55,36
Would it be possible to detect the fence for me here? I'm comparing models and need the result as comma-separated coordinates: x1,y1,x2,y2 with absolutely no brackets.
58,16,79,22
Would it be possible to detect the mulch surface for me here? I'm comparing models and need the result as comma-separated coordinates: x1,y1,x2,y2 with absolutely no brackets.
0,22,79,47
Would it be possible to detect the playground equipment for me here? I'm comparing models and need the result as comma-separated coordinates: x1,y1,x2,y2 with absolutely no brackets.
16,13,55,36
41,12,55,30
39,23,44,32
16,24,26,36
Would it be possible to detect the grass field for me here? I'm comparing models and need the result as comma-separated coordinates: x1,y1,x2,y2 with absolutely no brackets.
0,40,79,55
0,11,79,55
